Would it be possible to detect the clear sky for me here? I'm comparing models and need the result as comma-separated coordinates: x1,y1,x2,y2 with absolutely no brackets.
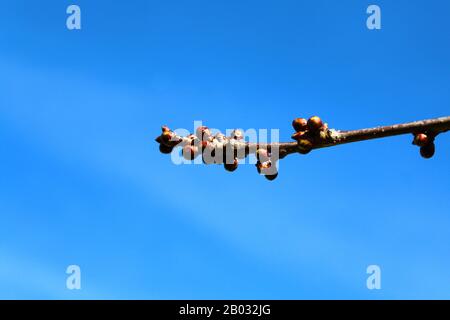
1,0,449,299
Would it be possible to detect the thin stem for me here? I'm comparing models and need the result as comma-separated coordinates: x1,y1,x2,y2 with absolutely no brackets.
328,116,450,146
250,116,450,158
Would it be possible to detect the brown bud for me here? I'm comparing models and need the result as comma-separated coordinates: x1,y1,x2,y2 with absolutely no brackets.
420,143,435,159
292,118,308,132
265,172,278,181
256,160,273,174
256,161,268,174
224,158,238,172
161,131,175,143
159,144,173,154
182,145,199,160
161,125,170,133
256,160,277,180
413,133,429,147
307,116,323,132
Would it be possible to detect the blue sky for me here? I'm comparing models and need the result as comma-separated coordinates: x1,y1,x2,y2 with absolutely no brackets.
1,0,450,299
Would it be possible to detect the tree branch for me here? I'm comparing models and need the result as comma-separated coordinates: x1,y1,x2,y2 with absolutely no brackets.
156,116,450,180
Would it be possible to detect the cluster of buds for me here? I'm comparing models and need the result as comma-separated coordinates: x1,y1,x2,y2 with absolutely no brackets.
155,125,281,180
291,116,330,154
412,132,436,159
155,126,182,154
155,125,247,173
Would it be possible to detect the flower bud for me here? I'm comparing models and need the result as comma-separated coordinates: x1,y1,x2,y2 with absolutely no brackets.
256,160,272,173
265,172,278,181
224,158,239,172
161,125,170,133
420,142,435,159
159,144,173,154
292,118,308,132
255,161,266,174
307,116,323,132
256,160,277,180
413,133,429,147
161,131,174,143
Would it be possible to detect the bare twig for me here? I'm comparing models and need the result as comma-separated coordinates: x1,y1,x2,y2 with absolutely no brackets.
156,116,450,180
